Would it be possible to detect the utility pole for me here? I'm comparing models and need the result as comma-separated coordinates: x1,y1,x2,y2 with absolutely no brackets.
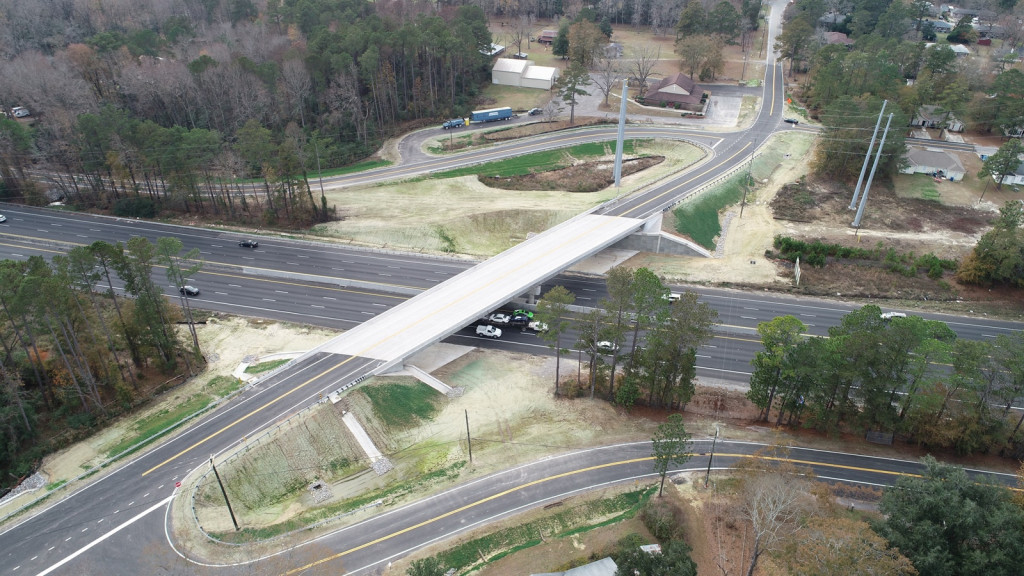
740,140,755,218
849,100,887,210
704,426,719,488
852,113,893,230
465,409,473,464
613,80,628,187
210,456,239,531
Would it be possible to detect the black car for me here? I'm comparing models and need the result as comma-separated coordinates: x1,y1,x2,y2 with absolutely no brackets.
239,239,259,248
528,107,543,116
179,285,200,296
783,118,799,125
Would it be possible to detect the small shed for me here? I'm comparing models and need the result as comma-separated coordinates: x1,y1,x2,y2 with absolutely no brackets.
521,65,559,90
491,58,532,86
901,147,966,180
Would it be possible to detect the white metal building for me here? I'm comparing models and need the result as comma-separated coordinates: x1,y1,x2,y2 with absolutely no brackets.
491,58,532,86
520,65,559,90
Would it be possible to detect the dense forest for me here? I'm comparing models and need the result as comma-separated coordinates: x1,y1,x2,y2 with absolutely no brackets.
0,0,708,225
0,239,202,493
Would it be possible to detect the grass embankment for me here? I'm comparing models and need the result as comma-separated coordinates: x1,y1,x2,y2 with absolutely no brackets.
429,487,655,573
244,359,290,374
202,379,447,541
432,140,646,180
103,375,242,458
674,132,814,250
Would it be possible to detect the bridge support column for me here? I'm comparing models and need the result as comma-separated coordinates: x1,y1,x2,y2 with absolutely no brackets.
526,284,542,304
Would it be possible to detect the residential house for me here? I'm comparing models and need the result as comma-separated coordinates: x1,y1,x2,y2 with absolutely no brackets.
822,31,854,46
643,73,705,111
924,19,954,32
991,161,1024,186
914,104,964,132
901,146,966,180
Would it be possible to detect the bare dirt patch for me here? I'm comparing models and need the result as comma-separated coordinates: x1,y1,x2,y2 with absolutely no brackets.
480,156,665,192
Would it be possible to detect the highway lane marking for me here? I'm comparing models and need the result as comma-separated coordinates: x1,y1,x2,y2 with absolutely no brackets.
618,143,751,218
141,356,361,477
37,496,173,576
281,451,936,575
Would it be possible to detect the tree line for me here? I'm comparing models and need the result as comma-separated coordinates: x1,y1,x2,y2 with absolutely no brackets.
534,266,719,410
0,238,201,492
748,303,1024,457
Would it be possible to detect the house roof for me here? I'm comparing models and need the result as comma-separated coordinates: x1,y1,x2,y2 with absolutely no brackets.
647,73,701,105
950,43,971,54
917,104,947,122
492,58,532,74
924,19,953,30
823,31,854,45
522,65,558,81
906,147,966,173
530,557,618,576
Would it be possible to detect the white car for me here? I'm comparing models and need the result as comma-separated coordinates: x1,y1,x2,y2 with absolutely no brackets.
880,312,907,320
488,313,511,325
527,321,548,332
596,341,619,353
475,325,502,339
0,214,6,223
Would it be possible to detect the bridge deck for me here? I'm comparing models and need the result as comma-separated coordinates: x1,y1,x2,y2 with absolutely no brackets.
318,213,643,364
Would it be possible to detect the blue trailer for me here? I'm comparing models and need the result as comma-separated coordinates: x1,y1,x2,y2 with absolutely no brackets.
469,107,514,123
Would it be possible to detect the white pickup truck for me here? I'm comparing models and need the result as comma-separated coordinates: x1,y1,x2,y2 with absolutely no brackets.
475,325,502,339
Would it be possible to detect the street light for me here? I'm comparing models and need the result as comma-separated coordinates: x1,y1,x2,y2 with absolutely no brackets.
704,426,719,488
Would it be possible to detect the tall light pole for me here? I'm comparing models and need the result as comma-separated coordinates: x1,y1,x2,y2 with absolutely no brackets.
704,426,719,488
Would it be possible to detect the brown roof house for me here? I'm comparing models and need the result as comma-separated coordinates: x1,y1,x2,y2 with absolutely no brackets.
642,73,707,112
537,29,558,44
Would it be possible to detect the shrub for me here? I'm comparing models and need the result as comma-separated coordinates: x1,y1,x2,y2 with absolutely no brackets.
641,500,684,541
112,197,157,218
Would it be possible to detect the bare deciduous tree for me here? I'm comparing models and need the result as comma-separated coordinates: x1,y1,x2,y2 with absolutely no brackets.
591,57,623,106
280,58,312,128
629,44,661,98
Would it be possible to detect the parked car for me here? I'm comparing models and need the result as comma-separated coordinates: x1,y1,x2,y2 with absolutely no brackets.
783,118,799,125
475,325,502,339
880,312,906,320
238,239,259,248
528,107,543,116
527,320,548,332
596,341,619,353
10,106,29,118
179,285,200,296
488,313,511,325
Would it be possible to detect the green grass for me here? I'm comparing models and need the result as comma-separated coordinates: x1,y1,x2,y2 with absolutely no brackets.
104,393,212,458
673,173,749,250
206,375,243,397
898,173,942,201
244,359,291,374
435,486,655,572
214,460,467,542
46,479,67,491
362,381,440,428
432,140,646,180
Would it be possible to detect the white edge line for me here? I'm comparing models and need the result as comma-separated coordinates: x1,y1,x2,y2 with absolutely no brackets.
37,495,173,576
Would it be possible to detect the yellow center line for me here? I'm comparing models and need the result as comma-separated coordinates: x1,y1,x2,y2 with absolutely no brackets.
281,452,930,575
620,143,751,218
